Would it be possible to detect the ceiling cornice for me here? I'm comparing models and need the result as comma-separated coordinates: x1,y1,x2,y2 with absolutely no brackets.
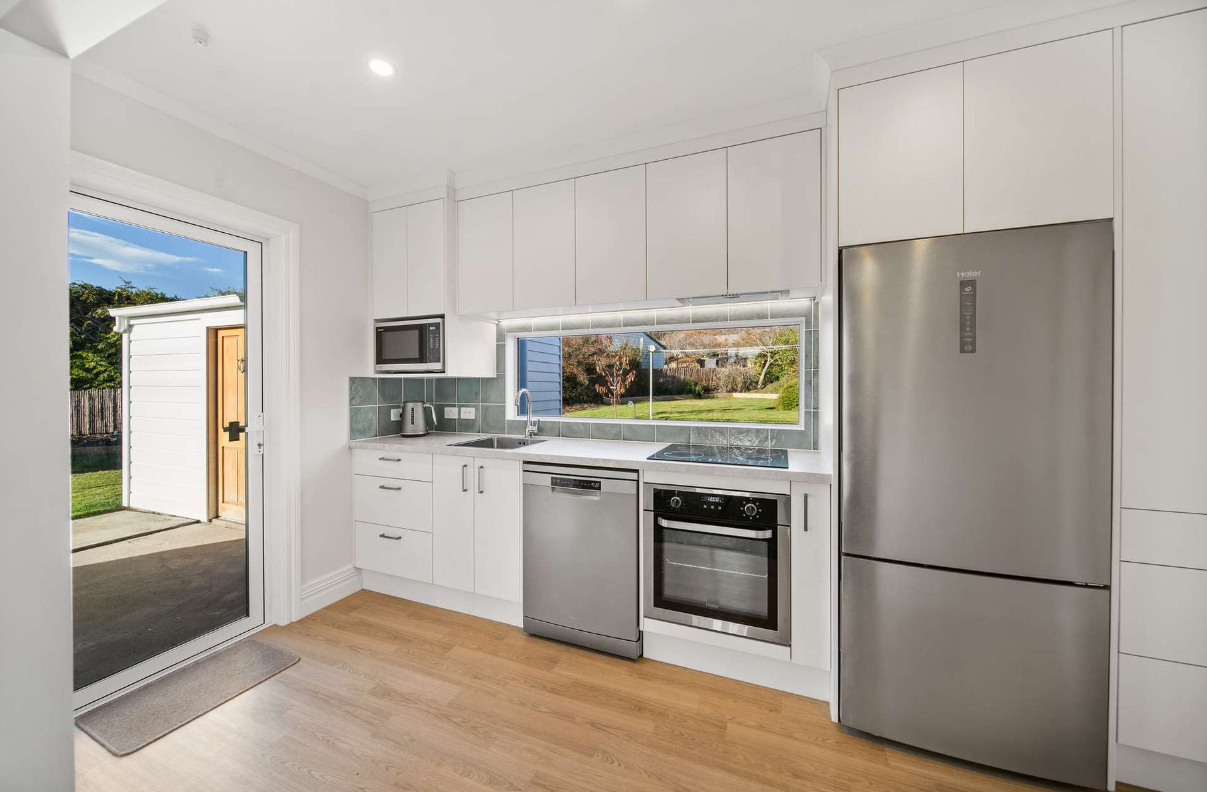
817,0,1129,73
72,59,370,200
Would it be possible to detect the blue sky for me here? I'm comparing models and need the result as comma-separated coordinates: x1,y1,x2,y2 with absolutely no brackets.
68,210,245,299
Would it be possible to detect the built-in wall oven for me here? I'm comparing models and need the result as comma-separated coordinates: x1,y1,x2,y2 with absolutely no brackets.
643,483,791,645
374,316,444,373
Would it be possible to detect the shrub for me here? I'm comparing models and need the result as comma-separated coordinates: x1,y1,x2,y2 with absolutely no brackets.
778,380,800,411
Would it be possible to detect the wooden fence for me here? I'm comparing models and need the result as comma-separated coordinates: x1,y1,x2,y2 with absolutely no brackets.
70,388,121,438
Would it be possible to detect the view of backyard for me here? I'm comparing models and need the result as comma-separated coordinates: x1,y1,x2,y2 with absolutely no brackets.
519,323,803,425
567,395,798,423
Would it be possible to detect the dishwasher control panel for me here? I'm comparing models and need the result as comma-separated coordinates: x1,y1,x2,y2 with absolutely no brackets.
551,476,601,492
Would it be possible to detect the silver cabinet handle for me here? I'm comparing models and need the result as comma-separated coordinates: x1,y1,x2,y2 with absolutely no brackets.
379,456,401,462
478,465,485,494
378,533,402,540
655,516,773,540
378,484,402,491
461,464,468,493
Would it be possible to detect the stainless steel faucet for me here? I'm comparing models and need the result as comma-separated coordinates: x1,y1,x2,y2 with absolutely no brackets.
515,388,540,438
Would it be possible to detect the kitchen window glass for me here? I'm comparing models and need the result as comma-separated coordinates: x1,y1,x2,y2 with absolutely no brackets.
514,323,802,426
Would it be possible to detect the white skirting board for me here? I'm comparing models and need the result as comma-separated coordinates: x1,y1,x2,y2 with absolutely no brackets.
361,571,523,626
643,631,829,701
1117,744,1207,792
299,564,363,617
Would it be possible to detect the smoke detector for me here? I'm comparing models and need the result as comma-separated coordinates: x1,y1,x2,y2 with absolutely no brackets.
191,27,210,48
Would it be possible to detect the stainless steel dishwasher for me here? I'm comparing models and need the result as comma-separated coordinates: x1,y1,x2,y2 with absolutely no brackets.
522,463,642,659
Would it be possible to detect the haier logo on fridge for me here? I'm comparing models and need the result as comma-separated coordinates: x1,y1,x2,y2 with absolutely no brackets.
957,270,982,278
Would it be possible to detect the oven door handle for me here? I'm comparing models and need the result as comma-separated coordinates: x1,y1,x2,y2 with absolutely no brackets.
655,517,773,540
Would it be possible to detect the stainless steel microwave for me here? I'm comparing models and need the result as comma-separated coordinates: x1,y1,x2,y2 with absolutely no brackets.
374,316,444,373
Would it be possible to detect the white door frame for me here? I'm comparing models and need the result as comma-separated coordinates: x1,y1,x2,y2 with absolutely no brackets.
69,152,302,712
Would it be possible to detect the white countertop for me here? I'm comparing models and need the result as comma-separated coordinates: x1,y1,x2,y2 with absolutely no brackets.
348,433,832,484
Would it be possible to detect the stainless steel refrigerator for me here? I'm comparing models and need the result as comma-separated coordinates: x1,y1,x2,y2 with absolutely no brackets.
839,221,1113,789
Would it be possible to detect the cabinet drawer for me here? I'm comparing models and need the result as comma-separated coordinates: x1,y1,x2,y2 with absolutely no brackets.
1121,562,1207,666
353,475,433,531
352,449,432,481
1118,653,1207,764
1122,509,1207,571
355,521,432,582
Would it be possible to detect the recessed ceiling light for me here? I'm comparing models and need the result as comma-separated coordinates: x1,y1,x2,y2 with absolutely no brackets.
369,59,396,77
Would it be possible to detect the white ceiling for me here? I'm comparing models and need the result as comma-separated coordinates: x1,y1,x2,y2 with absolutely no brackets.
76,0,1022,197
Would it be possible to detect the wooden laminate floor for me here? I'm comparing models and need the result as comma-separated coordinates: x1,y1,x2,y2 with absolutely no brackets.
76,591,1143,792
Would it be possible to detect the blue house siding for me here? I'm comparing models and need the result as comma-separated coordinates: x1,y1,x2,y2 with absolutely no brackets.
517,337,563,416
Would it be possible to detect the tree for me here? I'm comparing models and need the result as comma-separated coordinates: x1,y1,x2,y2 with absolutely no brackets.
744,326,800,389
592,335,639,417
69,281,181,390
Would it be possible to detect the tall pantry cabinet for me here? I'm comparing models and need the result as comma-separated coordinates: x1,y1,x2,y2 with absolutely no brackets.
1117,7,1207,769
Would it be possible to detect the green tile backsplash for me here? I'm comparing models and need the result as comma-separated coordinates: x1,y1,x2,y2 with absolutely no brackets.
350,300,820,449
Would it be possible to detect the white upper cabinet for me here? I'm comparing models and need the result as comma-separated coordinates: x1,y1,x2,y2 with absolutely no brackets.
575,165,647,306
839,63,964,246
646,149,728,299
513,180,576,311
457,192,514,315
1121,8,1207,515
371,206,408,318
963,32,1113,233
728,131,822,293
405,199,446,316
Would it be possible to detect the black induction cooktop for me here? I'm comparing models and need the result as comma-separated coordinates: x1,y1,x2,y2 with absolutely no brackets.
647,443,789,469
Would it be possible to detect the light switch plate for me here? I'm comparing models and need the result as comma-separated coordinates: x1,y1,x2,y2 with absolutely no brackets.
443,407,458,419
390,407,402,421
460,407,476,419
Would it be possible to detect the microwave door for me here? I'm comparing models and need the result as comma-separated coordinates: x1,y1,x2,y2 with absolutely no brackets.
376,320,443,373
378,325,422,365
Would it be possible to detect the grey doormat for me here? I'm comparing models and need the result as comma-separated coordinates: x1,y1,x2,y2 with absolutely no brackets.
75,637,298,756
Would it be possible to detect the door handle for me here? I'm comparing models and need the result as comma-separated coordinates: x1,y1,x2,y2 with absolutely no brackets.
378,533,402,541
223,420,246,441
378,484,402,491
461,464,468,493
478,465,485,495
655,516,773,540
378,456,401,462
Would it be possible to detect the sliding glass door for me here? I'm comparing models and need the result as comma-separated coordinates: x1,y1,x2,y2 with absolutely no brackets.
68,193,264,711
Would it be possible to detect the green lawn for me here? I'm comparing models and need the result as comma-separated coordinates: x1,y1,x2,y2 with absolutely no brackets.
72,469,122,520
565,395,797,424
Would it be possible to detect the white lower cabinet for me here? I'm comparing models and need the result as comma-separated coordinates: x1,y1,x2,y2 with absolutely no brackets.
432,455,476,592
352,475,432,532
472,458,522,602
1119,653,1207,765
429,454,521,601
355,521,433,582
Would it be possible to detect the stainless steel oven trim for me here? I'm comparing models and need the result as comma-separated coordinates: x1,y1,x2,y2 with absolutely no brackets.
374,315,445,374
642,499,791,646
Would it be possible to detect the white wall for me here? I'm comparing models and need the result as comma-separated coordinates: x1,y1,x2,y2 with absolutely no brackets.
0,28,74,792
70,75,372,587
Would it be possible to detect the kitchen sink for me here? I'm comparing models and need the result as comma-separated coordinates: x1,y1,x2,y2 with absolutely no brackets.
450,436,548,450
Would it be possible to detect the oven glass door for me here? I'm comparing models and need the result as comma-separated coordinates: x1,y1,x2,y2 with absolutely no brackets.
652,517,777,631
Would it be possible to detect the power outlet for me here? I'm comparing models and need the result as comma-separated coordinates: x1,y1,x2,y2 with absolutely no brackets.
443,406,458,419
390,407,402,421
459,406,476,420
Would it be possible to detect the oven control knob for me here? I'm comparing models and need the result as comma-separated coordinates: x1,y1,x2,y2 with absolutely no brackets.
743,502,758,517
669,496,683,510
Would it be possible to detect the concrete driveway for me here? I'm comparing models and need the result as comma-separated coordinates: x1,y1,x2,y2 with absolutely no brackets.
72,513,248,691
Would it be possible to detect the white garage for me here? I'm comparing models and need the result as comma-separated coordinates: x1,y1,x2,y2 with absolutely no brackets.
109,295,246,523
